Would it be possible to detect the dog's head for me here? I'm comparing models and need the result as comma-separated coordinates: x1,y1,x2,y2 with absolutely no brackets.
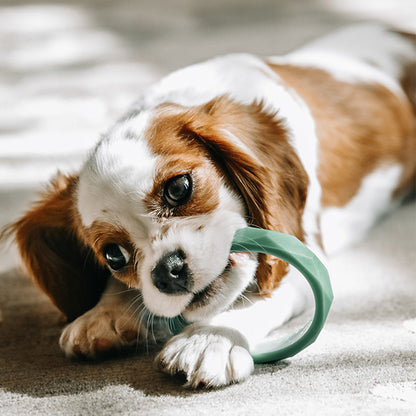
11,97,308,322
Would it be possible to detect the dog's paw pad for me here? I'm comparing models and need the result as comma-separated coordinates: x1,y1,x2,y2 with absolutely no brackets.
71,342,84,358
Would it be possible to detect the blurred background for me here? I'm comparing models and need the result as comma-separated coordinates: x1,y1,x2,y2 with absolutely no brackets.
0,0,415,263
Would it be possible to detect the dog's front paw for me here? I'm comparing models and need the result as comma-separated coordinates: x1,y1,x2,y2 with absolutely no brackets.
59,305,140,359
156,324,254,388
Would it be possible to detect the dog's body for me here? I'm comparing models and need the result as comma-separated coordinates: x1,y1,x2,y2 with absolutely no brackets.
7,24,416,388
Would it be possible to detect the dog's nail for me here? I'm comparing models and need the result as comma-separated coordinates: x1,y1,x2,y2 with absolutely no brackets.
72,343,83,357
94,338,114,352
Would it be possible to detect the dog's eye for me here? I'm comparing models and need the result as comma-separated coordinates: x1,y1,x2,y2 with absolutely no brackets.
103,244,130,271
163,174,192,207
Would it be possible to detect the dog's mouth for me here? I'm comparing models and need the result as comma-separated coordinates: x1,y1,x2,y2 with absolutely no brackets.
188,267,230,309
184,252,251,314
142,250,254,320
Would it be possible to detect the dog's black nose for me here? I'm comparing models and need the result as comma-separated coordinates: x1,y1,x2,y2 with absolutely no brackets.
151,250,192,294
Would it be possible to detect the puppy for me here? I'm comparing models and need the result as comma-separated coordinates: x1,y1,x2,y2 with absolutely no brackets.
6,24,416,388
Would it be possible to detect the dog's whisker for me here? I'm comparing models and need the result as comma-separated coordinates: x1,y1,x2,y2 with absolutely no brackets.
239,293,254,306
124,292,144,314
150,313,158,344
106,287,137,297
132,303,149,348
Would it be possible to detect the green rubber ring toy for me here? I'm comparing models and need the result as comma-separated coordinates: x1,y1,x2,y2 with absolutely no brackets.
168,227,334,364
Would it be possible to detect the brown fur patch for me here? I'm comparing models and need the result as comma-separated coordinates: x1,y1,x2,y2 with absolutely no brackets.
143,107,222,218
7,173,109,321
83,221,140,288
268,63,416,206
144,97,309,295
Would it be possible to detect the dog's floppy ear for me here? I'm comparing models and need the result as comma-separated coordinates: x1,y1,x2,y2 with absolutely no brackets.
6,173,109,321
183,97,309,295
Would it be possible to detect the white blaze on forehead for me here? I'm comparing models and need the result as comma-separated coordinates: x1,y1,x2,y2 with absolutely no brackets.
77,111,157,232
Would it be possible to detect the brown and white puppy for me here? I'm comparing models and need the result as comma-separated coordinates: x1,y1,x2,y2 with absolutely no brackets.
6,24,416,388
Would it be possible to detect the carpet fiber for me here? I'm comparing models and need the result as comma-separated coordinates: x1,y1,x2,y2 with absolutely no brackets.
0,1,415,415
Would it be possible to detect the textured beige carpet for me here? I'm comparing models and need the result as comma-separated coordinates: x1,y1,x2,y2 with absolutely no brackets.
0,1,415,415
1,201,415,415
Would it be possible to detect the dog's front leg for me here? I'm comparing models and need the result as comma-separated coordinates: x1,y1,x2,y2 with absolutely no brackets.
156,268,312,388
211,267,313,349
59,277,146,358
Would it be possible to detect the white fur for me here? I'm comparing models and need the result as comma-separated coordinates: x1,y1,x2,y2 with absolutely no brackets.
321,164,403,255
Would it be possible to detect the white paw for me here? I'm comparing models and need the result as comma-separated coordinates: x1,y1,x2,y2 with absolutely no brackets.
156,324,254,388
59,304,141,359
